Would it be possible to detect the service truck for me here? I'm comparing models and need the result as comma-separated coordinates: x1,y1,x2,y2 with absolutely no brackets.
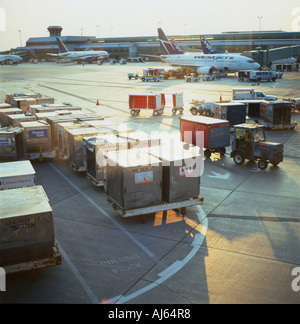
232,88,277,101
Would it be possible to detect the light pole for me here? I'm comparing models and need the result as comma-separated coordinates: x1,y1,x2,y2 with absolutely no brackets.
18,29,22,47
184,24,188,36
258,16,263,33
96,25,100,38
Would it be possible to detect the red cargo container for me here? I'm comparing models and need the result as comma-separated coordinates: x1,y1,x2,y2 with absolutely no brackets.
180,116,230,157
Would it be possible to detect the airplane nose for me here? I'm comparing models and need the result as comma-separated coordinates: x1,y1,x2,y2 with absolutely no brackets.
255,62,261,69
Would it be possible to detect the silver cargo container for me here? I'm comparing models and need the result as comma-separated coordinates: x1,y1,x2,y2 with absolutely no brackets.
19,121,52,154
0,108,23,127
57,121,88,158
0,127,24,160
0,185,55,267
83,134,130,186
0,160,36,190
104,149,163,210
7,114,37,127
67,127,104,171
119,131,161,149
13,97,38,113
147,143,201,203
46,115,78,150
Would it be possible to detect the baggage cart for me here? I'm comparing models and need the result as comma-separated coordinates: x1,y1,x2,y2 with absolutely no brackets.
0,185,61,274
129,93,165,116
0,160,36,190
180,116,230,158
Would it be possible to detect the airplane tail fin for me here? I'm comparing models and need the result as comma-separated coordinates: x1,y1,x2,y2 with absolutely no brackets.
56,37,69,54
200,36,225,54
158,28,184,55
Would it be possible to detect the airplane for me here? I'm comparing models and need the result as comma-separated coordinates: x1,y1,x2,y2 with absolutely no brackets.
271,57,297,64
0,55,22,65
200,36,229,55
157,28,261,74
47,37,109,63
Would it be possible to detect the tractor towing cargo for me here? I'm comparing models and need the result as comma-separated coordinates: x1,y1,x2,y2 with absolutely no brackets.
231,123,284,169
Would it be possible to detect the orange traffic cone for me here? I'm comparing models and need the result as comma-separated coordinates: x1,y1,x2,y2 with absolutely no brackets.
96,99,100,105
219,95,222,102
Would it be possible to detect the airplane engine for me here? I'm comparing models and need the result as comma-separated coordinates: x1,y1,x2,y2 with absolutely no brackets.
197,66,214,75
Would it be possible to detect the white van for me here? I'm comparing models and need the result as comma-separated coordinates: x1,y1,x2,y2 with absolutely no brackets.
250,71,277,82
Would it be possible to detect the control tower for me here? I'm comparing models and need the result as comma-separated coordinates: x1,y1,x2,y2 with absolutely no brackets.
47,26,63,37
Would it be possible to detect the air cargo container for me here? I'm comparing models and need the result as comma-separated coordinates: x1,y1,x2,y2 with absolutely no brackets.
46,115,78,150
67,127,105,171
0,103,12,109
129,93,165,116
0,127,24,160
0,185,61,273
57,121,89,159
12,97,38,113
104,149,163,211
213,102,247,126
0,160,36,190
180,116,230,157
83,134,130,186
0,108,23,127
19,121,54,159
147,143,202,203
7,113,37,127
74,113,104,122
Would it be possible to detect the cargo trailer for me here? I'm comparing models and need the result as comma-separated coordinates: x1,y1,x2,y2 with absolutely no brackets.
0,185,61,273
180,116,231,157
83,134,130,186
0,127,24,160
0,160,36,190
213,102,247,126
146,143,202,203
129,93,165,116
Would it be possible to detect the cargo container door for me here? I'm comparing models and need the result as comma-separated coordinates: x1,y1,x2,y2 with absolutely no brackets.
209,124,230,149
180,119,195,145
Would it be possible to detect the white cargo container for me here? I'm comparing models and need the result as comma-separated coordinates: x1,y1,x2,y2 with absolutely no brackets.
0,160,36,190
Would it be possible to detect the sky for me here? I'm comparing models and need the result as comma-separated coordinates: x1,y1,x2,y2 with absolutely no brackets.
0,0,300,51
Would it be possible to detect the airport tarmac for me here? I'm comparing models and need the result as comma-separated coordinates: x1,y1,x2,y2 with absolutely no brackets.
0,62,300,304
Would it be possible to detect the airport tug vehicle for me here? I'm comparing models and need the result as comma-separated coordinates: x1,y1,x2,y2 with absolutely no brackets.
231,124,284,170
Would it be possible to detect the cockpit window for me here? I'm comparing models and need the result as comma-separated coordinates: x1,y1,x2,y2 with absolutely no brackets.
247,59,255,63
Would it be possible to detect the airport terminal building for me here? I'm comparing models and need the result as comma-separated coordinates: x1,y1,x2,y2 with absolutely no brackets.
11,26,300,68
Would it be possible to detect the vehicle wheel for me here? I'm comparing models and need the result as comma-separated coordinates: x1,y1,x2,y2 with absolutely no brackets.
194,79,198,82
141,78,145,82
180,108,184,114
191,107,198,115
219,147,226,155
257,78,261,82
130,110,136,116
258,159,268,170
209,112,214,117
172,108,177,115
291,106,295,114
186,78,191,82
204,149,211,158
153,78,156,82
205,111,210,116
233,151,245,165
153,110,159,116
272,78,276,82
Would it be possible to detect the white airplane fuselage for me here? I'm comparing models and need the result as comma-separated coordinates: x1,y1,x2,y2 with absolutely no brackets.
56,51,109,61
0,55,23,64
160,53,261,73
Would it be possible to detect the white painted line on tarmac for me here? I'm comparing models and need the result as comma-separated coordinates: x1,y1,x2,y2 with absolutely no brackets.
49,162,159,263
112,206,208,304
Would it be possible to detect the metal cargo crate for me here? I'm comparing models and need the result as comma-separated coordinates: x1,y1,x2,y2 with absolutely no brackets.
83,134,130,186
180,116,230,150
0,127,24,160
0,185,56,267
19,121,52,154
0,160,36,190
67,126,104,171
213,102,247,126
0,108,23,127
7,114,37,127
35,112,58,121
46,115,78,150
147,143,201,203
57,121,88,159
13,98,38,113
104,149,163,211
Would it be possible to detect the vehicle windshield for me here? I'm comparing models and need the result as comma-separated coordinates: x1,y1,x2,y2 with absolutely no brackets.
253,128,265,142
